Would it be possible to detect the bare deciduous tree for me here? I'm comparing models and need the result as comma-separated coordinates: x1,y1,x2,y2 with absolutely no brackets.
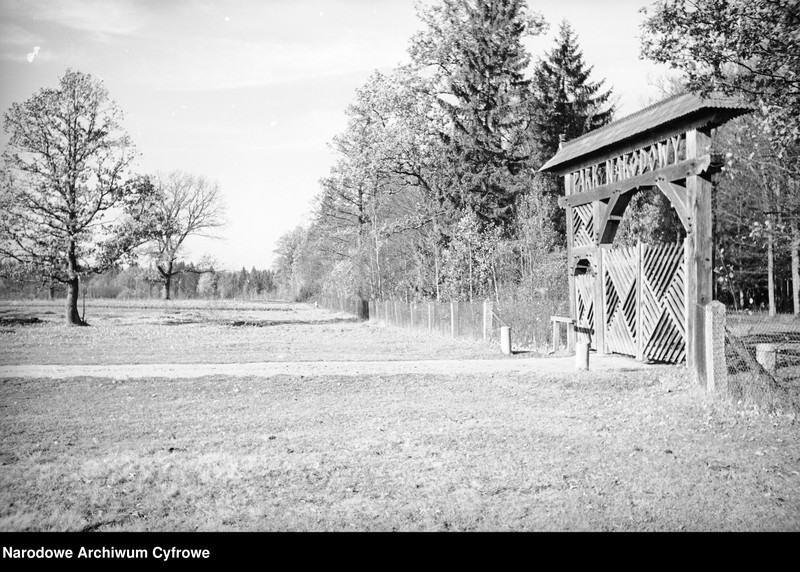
0,69,148,325
140,171,225,300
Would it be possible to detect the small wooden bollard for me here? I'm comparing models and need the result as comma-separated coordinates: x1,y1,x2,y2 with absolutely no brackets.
575,341,589,370
756,344,777,372
500,326,511,355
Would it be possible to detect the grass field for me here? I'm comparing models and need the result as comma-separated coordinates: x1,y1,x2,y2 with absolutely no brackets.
1,299,799,531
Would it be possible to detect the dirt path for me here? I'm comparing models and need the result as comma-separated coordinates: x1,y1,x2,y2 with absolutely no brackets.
0,354,669,379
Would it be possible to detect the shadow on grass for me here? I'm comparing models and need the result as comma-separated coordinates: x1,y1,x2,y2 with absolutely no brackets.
227,317,363,328
0,316,43,326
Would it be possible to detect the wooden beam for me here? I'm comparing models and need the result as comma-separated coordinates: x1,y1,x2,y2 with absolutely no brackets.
543,109,749,176
684,128,714,383
558,155,712,208
655,179,690,231
565,173,576,352
595,192,633,245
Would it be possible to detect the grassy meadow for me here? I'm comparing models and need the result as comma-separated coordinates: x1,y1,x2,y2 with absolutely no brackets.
1,299,799,531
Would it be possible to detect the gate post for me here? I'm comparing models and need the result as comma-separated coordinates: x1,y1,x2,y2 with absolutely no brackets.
704,301,727,392
565,173,576,353
686,128,714,382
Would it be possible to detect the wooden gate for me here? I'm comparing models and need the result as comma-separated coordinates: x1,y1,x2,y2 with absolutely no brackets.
583,242,687,363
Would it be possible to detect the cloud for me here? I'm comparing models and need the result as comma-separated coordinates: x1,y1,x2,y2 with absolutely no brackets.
26,46,40,62
0,22,44,46
20,0,148,38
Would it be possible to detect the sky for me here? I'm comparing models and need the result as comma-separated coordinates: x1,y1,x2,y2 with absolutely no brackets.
0,0,673,271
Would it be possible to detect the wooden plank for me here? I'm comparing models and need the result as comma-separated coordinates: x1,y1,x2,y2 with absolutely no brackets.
686,128,713,383
655,180,690,231
558,155,712,208
596,246,605,354
565,174,576,352
637,241,644,361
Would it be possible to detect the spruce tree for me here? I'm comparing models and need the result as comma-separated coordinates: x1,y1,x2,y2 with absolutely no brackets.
410,0,546,235
531,20,615,162
528,20,615,243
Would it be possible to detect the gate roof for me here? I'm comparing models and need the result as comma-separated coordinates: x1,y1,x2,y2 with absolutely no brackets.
539,92,753,175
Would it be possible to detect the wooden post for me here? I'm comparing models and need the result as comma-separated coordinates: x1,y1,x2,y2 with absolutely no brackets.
482,299,493,341
575,341,590,370
686,128,714,382
756,344,777,372
450,301,458,337
500,326,511,355
428,302,434,331
705,301,727,392
683,236,692,369
565,173,576,353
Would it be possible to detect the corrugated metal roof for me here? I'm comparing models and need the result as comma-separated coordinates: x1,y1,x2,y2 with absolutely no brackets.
539,93,754,173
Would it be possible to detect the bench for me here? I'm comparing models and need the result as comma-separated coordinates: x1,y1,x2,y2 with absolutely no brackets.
551,316,576,353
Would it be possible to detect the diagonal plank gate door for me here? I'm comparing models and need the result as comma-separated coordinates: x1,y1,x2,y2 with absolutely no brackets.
576,241,687,364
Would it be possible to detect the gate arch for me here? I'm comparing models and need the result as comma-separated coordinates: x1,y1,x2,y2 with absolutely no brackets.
540,93,752,366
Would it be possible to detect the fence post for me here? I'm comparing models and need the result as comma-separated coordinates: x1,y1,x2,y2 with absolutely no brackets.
500,326,512,354
428,302,434,331
704,301,727,393
483,299,493,342
450,301,458,337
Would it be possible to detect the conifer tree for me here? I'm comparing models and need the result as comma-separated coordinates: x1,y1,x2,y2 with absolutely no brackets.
531,20,615,162
410,0,546,235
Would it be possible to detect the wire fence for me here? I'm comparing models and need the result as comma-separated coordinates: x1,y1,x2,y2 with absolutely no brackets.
722,310,800,412
318,294,800,412
354,297,569,352
368,299,492,342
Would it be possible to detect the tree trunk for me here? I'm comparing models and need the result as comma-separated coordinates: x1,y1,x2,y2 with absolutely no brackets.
164,274,172,300
65,275,83,325
767,223,776,317
160,261,174,300
792,220,800,316
65,239,84,326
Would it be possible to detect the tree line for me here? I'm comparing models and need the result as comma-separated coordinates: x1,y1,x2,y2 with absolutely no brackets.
0,260,276,302
274,0,800,317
